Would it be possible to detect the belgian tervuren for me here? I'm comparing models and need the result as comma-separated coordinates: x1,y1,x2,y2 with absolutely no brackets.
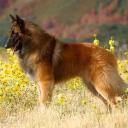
5,15,128,107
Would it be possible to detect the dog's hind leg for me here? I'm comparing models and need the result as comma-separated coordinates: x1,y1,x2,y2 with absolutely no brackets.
84,81,98,95
83,80,109,107
91,66,128,106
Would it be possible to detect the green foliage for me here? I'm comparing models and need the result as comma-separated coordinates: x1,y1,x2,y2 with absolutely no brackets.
99,24,128,44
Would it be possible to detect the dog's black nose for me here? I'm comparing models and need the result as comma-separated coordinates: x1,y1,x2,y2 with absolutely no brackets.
4,44,8,48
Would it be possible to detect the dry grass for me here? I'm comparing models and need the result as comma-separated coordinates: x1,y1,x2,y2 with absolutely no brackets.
1,107,128,128
0,84,128,128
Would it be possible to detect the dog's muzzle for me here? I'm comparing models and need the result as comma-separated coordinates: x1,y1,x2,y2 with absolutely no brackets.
4,33,20,49
4,38,10,48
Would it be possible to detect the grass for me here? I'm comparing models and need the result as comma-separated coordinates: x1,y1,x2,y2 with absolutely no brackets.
0,84,128,128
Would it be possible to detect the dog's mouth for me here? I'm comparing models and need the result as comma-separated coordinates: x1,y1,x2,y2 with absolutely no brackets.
5,36,23,53
12,39,22,53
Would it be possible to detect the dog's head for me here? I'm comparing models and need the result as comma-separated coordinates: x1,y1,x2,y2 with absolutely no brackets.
5,15,26,52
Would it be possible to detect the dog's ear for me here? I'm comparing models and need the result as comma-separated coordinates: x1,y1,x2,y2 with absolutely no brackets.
16,15,25,33
9,14,16,22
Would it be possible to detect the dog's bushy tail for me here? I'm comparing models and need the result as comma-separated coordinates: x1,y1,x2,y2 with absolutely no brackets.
93,65,128,104
108,68,128,102
108,68,128,95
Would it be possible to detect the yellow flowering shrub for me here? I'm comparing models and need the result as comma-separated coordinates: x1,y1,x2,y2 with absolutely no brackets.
118,59,128,81
0,49,37,112
93,34,100,46
57,93,67,105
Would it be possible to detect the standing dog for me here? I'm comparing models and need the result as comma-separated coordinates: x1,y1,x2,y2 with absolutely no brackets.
5,15,128,107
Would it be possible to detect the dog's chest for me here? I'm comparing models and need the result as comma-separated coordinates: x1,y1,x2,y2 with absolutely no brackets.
19,58,35,80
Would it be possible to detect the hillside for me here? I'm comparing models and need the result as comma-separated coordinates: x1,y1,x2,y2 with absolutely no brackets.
0,0,128,46
0,0,97,23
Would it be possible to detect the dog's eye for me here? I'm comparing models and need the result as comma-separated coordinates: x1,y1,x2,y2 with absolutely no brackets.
11,30,14,35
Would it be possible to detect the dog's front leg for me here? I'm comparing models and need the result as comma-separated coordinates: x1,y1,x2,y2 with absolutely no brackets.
38,79,54,106
36,63,54,108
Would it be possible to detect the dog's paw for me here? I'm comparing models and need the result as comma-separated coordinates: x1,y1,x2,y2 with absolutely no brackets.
38,103,48,113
